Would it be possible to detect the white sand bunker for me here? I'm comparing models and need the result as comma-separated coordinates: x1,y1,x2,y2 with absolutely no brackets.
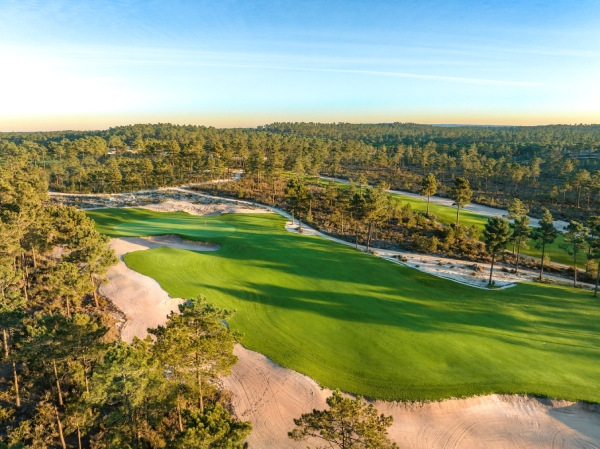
224,345,600,449
123,234,221,251
101,236,218,342
140,199,271,216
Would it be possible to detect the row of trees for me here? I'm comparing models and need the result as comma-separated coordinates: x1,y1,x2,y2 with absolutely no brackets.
484,204,600,293
277,175,484,257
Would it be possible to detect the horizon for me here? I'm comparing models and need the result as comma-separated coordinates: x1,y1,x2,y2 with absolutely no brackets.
1,0,599,131
3,120,600,135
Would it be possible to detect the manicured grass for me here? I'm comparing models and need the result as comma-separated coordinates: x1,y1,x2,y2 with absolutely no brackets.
89,208,236,240
88,208,600,403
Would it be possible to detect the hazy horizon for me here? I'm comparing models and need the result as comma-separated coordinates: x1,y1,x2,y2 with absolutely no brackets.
3,118,600,134
1,0,599,131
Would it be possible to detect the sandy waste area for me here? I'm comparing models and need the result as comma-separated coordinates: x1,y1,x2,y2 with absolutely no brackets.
140,199,270,216
95,201,600,448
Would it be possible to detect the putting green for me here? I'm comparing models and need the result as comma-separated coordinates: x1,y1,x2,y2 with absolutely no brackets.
87,208,600,403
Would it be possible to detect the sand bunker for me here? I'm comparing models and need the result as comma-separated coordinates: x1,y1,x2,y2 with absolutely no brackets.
224,345,600,449
101,236,219,342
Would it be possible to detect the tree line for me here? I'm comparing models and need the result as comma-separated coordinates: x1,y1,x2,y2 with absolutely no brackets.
2,122,600,221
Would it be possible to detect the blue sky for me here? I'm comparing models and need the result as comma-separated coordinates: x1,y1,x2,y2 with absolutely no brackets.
1,0,599,130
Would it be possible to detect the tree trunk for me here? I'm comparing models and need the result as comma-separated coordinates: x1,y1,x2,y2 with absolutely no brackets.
539,243,546,280
83,357,90,394
595,265,600,297
456,206,460,225
177,400,184,432
366,222,373,252
77,426,82,449
13,361,20,407
32,246,37,269
573,248,578,287
55,407,67,449
53,359,64,406
91,274,100,308
291,210,294,225
427,195,431,215
516,243,521,274
22,272,28,302
488,254,495,286
198,372,204,413
3,329,8,360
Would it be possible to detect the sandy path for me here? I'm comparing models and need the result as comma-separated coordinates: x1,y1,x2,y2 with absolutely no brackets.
320,175,570,231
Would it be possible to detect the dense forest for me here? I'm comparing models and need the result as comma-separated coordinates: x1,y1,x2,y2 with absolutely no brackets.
0,164,254,448
2,122,600,221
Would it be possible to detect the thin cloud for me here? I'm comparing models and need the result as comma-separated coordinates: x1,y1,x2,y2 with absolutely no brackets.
0,45,542,87
199,62,543,86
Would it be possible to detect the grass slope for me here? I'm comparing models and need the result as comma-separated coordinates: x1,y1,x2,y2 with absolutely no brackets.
88,208,600,402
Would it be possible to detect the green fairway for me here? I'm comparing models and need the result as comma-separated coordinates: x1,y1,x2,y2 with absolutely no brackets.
88,208,600,403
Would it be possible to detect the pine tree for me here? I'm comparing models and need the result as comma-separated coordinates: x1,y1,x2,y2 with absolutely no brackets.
484,217,512,286
530,209,558,280
419,173,437,216
285,178,312,231
174,404,252,449
560,221,588,287
289,390,398,449
449,177,472,225
362,183,390,252
510,216,530,274
149,297,239,414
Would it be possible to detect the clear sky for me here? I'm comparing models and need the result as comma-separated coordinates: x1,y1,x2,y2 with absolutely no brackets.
1,0,599,131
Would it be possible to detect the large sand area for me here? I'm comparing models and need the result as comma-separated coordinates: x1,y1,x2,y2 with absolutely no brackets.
97,200,600,448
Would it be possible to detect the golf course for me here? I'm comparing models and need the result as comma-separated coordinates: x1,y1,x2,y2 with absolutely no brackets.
88,207,600,403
